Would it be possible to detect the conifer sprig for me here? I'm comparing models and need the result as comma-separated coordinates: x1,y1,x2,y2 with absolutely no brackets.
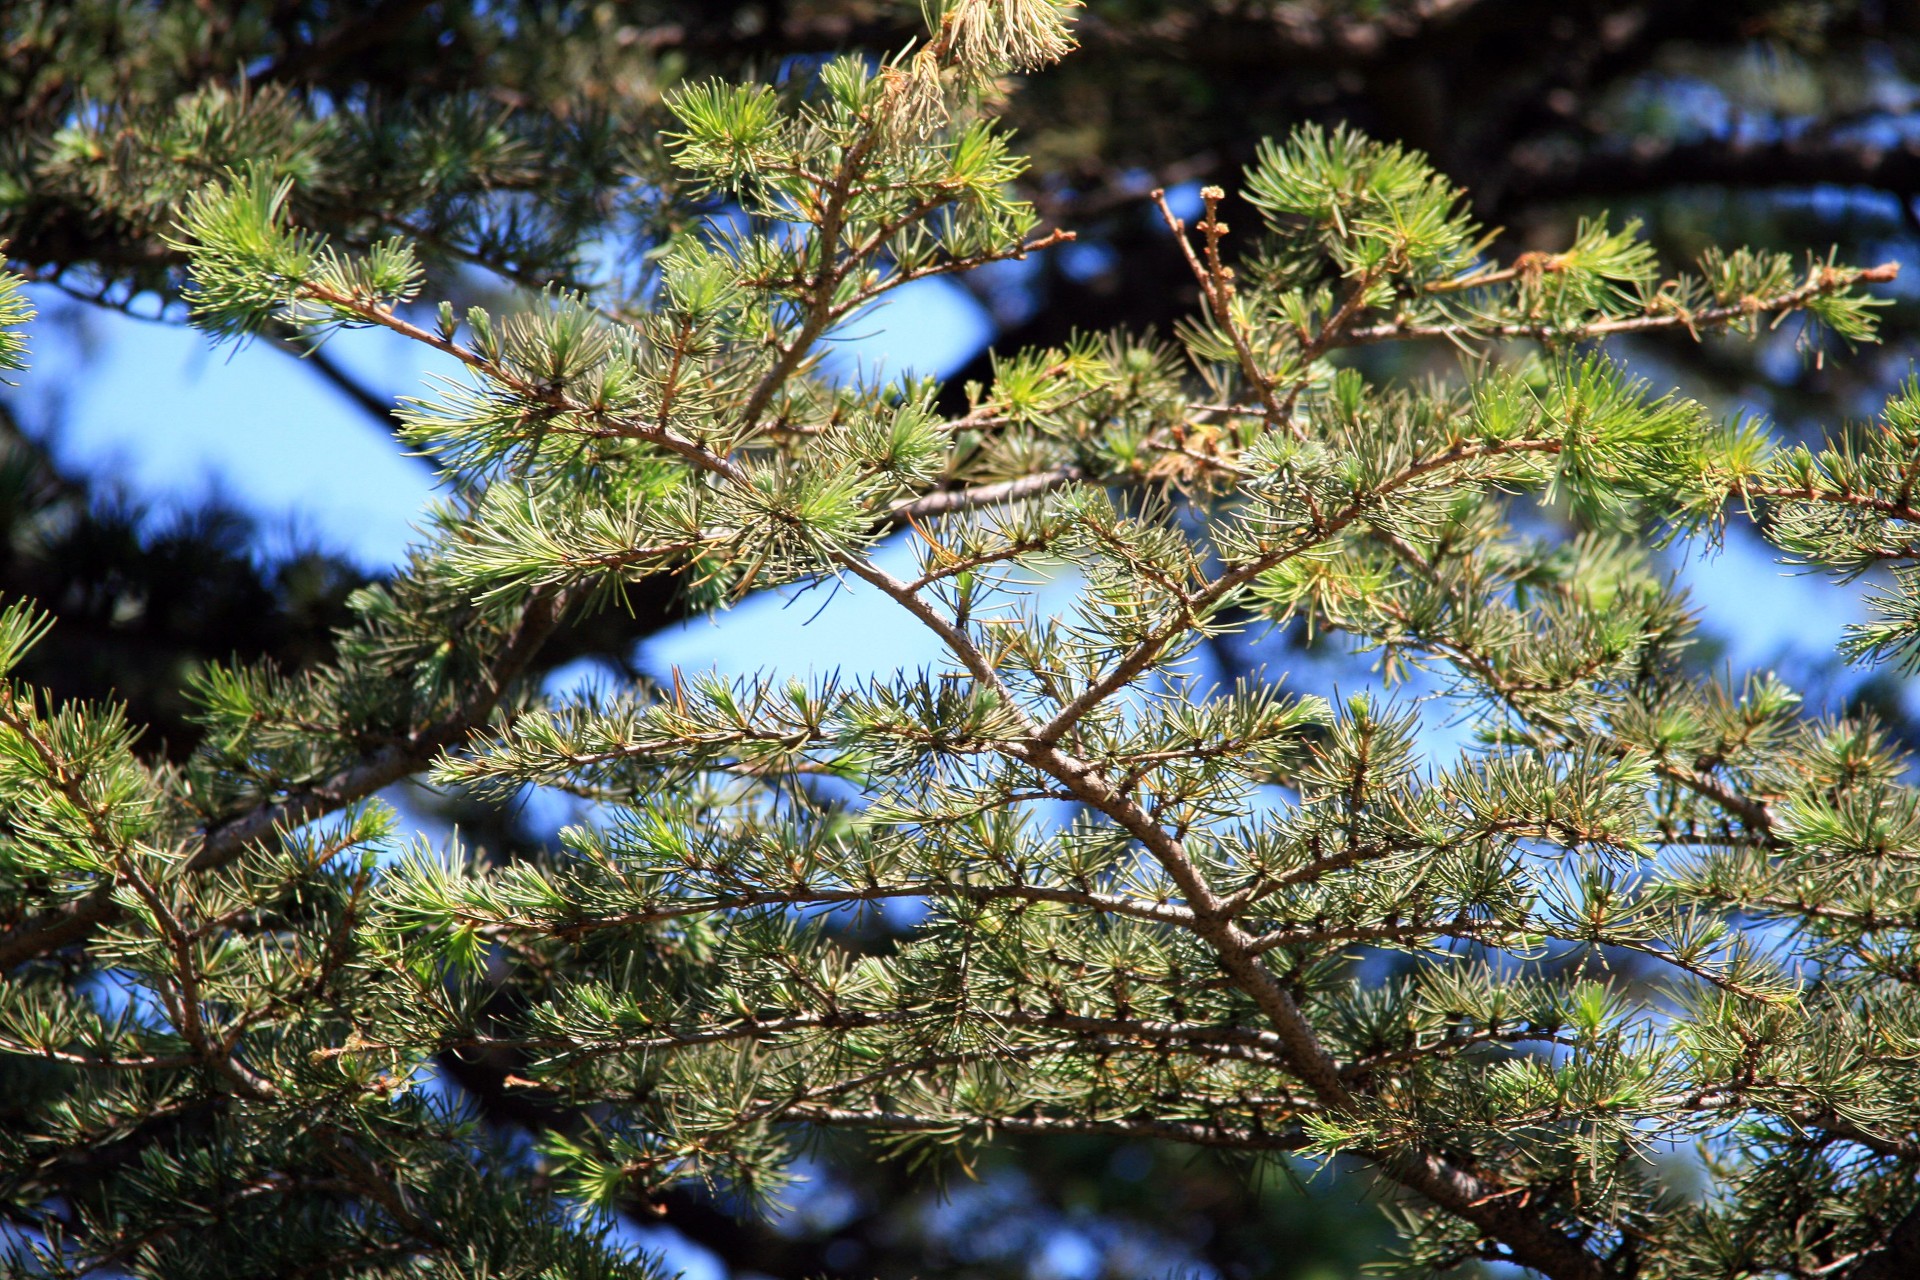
7,4,1920,1277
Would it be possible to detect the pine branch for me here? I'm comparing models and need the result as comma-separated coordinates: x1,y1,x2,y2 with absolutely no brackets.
13,27,1920,1276
0,589,567,971
1339,262,1900,347
780,1106,1309,1152
1034,437,1565,748
430,879,1201,939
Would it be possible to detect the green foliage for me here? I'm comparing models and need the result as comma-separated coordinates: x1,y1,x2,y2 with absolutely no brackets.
0,267,31,379
1244,124,1482,284
169,166,423,344
6,5,1920,1280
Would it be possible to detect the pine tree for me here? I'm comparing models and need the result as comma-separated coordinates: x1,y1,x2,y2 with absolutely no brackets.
4,3,1920,1277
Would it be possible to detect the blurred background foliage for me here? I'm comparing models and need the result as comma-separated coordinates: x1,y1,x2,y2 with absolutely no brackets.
4,2,1920,1276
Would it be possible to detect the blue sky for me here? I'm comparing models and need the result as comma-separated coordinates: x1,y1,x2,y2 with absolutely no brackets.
22,299,442,566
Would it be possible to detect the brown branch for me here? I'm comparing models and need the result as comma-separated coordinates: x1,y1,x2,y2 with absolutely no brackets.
454,878,1201,939
1733,482,1920,525
297,287,748,485
1151,187,1290,431
777,1105,1308,1153
0,1038,197,1071
885,466,1081,525
1340,262,1900,348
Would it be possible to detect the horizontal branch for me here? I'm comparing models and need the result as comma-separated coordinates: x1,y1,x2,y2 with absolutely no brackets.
0,1036,196,1072
472,878,1201,939
329,1007,1299,1083
1339,263,1899,348
779,1105,1307,1152
885,466,1082,526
